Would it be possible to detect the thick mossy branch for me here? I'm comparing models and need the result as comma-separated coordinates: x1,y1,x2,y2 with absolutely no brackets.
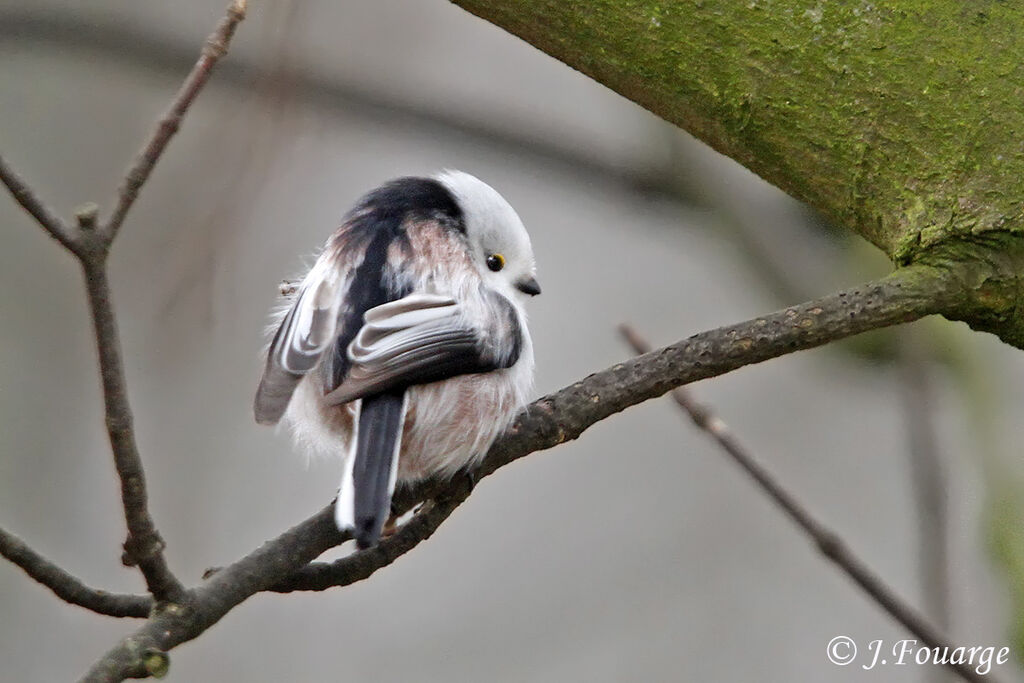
452,1,1024,260
451,0,1024,346
919,234,1024,347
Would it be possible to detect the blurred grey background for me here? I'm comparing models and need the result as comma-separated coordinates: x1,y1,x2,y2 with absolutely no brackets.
2,2,1023,681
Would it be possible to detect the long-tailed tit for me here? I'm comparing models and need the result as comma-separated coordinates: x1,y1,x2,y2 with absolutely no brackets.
255,171,539,548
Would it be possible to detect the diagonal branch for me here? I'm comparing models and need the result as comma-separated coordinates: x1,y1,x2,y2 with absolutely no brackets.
82,264,961,681
101,0,247,243
270,487,470,593
618,324,995,683
395,262,961,510
0,153,78,251
0,526,151,619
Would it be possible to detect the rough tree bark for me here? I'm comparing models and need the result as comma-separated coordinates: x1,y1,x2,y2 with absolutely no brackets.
450,0,1024,347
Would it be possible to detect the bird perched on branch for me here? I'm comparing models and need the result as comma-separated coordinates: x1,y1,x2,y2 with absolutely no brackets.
255,171,539,548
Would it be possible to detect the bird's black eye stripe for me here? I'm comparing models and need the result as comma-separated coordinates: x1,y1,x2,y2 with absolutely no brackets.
486,253,505,272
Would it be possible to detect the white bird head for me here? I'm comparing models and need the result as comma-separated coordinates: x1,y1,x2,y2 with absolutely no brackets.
436,170,540,302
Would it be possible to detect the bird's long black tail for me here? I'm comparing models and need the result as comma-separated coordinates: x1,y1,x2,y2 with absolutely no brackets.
343,390,406,549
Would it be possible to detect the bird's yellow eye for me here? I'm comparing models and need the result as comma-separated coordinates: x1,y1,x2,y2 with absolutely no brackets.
486,253,505,272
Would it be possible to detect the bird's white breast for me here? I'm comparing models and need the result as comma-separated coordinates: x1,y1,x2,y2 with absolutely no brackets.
398,325,533,480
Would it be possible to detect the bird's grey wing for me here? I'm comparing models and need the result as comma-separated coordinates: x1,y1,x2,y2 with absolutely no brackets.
254,260,345,424
323,291,521,406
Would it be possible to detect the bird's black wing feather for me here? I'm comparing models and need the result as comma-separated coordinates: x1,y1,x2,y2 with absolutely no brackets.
322,291,522,406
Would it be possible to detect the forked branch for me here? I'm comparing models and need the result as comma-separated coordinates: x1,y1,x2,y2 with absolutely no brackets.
0,0,247,608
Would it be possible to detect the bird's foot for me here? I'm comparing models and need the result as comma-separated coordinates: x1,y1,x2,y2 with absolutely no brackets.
381,515,398,539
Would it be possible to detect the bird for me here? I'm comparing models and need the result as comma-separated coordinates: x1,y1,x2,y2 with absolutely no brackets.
254,171,539,548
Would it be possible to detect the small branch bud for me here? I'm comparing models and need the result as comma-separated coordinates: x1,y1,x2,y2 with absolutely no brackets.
142,649,170,678
75,202,100,230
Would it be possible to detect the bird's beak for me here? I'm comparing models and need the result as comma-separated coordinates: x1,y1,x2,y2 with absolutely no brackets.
515,276,542,296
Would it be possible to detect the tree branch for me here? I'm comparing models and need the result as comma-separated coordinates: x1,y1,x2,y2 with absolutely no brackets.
0,8,695,207
618,324,995,683
269,487,470,593
0,153,77,251
449,1,1024,349
448,2,1024,262
78,264,958,680
75,0,245,602
0,526,152,619
1,0,247,608
101,0,247,243
81,508,343,682
80,261,184,603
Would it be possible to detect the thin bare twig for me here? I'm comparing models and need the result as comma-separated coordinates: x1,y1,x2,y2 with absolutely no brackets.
0,526,152,618
618,324,994,683
0,153,77,250
0,8,695,208
898,331,951,635
81,261,185,602
101,0,247,242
